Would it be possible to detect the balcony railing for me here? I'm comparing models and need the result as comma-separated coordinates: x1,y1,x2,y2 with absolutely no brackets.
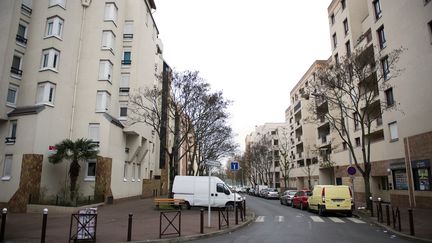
294,101,301,113
376,117,383,126
119,87,130,94
21,4,32,15
16,35,28,44
5,137,16,145
10,67,23,76
123,34,133,39
121,60,132,65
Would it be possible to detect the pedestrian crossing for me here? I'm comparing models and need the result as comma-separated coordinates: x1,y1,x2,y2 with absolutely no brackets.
255,215,365,224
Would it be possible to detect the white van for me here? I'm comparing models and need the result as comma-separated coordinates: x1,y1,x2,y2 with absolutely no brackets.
172,176,243,209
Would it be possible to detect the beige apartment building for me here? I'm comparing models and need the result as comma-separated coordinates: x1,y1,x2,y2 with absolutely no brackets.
281,0,432,208
0,0,166,211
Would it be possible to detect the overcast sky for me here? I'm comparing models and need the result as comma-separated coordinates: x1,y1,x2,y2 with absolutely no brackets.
153,0,333,152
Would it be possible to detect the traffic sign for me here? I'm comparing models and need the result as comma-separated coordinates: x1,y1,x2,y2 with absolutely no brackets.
205,161,221,167
230,161,239,171
347,166,356,175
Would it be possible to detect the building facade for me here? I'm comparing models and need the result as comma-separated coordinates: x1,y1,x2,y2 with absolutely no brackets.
0,0,165,211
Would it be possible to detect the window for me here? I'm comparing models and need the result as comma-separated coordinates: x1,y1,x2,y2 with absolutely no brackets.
385,88,394,107
21,0,32,15
341,0,346,10
373,0,382,20
101,30,115,50
334,53,339,65
330,14,335,25
11,54,23,76
343,19,349,35
381,56,390,80
273,139,279,146
36,82,56,105
379,176,389,190
2,155,13,180
342,142,347,150
104,3,118,23
271,130,277,135
6,121,17,145
6,84,19,107
123,162,128,181
355,137,361,147
412,160,431,191
96,91,111,112
16,23,28,45
41,49,60,70
122,51,131,65
88,123,100,143
388,122,398,141
275,160,280,167
123,21,133,39
428,20,432,44
119,73,130,95
137,163,141,181
332,33,337,49
377,25,387,49
119,102,128,120
365,29,372,43
393,169,408,190
85,159,96,181
132,163,136,181
354,112,360,130
49,0,66,8
45,16,64,38
345,41,351,57
98,60,113,82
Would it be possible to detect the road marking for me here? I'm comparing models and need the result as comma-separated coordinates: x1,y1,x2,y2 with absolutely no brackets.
255,216,265,222
328,217,345,223
347,218,366,224
275,216,284,222
310,216,324,222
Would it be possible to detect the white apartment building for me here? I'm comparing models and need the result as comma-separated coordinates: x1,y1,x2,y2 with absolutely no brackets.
281,0,431,208
0,0,165,212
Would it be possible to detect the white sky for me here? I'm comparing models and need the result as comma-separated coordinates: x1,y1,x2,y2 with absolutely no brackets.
153,0,333,152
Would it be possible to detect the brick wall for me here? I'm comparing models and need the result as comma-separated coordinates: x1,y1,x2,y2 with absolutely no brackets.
142,179,161,198
95,156,113,203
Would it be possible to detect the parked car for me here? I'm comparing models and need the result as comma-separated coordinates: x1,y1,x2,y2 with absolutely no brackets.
308,185,353,216
265,188,279,199
280,190,297,205
259,188,270,198
292,190,312,210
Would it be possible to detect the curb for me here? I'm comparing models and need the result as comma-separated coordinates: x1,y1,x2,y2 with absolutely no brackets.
121,211,256,243
354,212,432,243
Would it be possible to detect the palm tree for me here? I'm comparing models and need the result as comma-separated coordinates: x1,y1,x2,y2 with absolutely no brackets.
49,138,99,199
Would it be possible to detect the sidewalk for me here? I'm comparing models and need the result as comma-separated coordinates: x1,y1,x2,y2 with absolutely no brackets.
1,198,253,243
355,206,432,242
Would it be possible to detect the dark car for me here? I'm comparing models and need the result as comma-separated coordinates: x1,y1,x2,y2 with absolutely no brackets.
292,190,312,210
280,190,297,206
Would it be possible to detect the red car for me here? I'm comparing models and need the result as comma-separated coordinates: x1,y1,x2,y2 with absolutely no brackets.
291,190,312,210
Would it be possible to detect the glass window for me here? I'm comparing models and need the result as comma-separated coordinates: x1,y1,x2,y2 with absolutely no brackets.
120,73,130,95
88,123,100,142
373,0,382,19
137,163,141,181
123,162,128,180
332,33,337,48
122,51,131,65
345,41,351,57
393,169,408,190
355,137,361,147
341,0,346,10
9,121,17,139
41,49,60,70
2,155,13,180
36,82,56,105
11,54,22,76
385,88,394,107
132,163,136,181
377,25,387,49
85,159,96,180
413,165,431,191
45,16,64,38
381,56,390,80
7,84,19,106
16,23,28,45
343,19,349,35
330,13,335,25
389,122,398,141
49,0,66,8
216,183,224,193
119,102,128,119
123,21,133,38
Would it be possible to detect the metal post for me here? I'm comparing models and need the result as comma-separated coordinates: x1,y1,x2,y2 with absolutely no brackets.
408,208,414,236
226,208,229,227
200,209,204,234
218,208,221,230
235,202,238,225
127,213,133,241
243,200,246,219
41,208,48,243
392,207,396,229
1,208,7,242
397,207,401,232
234,171,237,225
386,205,390,226
369,197,374,217
208,172,211,227
378,198,383,223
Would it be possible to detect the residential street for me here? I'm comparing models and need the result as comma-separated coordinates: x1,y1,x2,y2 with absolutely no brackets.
192,195,411,243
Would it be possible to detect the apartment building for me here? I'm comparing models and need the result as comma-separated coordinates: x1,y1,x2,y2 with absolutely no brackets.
0,0,165,211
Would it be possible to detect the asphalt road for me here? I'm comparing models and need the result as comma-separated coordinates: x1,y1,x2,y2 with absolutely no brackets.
191,195,412,243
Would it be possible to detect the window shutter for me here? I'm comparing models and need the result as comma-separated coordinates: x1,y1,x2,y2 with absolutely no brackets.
37,84,45,103
389,123,398,140
120,74,129,87
124,22,133,35
88,124,100,141
99,61,106,79
96,92,103,110
22,0,32,8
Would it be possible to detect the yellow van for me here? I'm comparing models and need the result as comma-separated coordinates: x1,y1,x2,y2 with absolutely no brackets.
308,185,353,217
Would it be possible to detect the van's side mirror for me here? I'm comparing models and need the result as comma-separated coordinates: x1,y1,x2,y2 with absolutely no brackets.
224,188,230,195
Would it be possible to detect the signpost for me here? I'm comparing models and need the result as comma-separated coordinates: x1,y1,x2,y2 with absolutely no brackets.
230,161,239,224
205,161,221,227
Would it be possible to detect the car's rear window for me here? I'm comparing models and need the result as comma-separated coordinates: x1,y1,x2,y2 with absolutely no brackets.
289,191,297,195
306,191,312,196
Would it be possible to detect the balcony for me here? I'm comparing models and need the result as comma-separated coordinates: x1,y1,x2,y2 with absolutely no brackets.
10,67,23,76
16,35,28,45
294,101,301,113
21,4,32,15
318,134,331,146
5,137,16,145
122,60,132,65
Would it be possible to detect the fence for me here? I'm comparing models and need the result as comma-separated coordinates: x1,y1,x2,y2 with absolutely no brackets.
371,199,416,236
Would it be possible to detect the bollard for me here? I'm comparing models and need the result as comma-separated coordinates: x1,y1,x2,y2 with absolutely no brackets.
240,204,244,222
200,209,204,234
408,208,414,236
235,204,238,225
369,197,374,217
243,200,246,219
127,213,133,241
41,208,48,243
377,198,383,223
1,208,7,242
386,205,390,226
397,207,401,232
226,208,229,227
392,207,396,229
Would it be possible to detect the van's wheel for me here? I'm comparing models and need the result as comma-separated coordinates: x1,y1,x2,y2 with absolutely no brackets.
318,205,325,216
184,201,191,210
346,211,352,217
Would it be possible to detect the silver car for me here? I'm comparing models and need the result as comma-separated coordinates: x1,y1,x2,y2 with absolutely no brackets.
280,190,297,205
265,188,279,199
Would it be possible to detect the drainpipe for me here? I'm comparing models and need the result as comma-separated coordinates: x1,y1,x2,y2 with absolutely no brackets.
69,2,89,138
406,137,416,208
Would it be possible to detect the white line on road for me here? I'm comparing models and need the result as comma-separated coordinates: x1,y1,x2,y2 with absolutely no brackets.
255,216,265,222
275,216,284,222
310,216,325,222
347,218,366,224
328,217,345,223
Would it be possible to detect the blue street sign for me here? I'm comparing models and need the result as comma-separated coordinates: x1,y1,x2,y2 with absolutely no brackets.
230,161,239,171
347,166,356,175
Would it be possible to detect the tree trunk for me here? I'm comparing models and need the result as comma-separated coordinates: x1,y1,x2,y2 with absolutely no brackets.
363,172,372,210
69,160,80,200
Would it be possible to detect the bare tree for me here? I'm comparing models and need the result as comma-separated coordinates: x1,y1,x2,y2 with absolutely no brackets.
275,126,294,190
306,45,403,209
248,134,273,186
